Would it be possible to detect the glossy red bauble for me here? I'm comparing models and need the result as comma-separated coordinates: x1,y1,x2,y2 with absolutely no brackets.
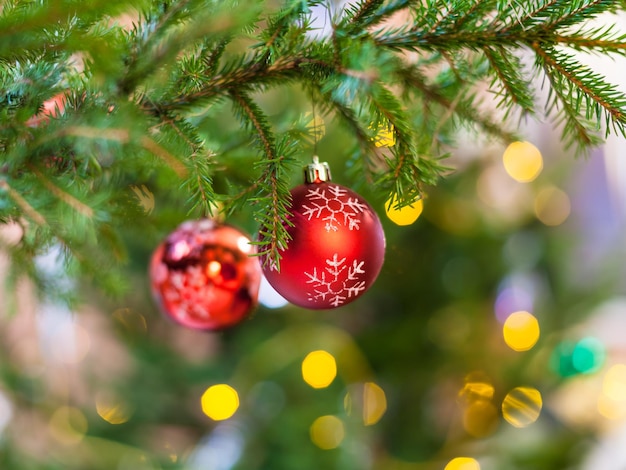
150,219,261,331
262,181,385,309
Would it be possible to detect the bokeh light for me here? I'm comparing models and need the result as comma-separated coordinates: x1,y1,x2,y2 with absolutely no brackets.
385,194,423,226
572,337,605,374
49,406,88,445
258,275,289,309
201,384,240,421
502,141,543,182
372,123,396,147
0,390,13,437
502,386,543,428
52,324,91,364
503,311,540,351
112,308,148,338
310,415,345,449
459,378,495,402
96,392,133,425
302,350,337,389
603,364,626,401
305,112,326,141
551,338,606,377
494,274,537,324
463,400,499,438
534,186,571,226
445,457,481,470
344,382,387,425
598,392,626,420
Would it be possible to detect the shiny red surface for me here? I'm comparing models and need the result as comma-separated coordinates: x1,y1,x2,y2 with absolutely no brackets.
262,182,385,309
150,219,261,330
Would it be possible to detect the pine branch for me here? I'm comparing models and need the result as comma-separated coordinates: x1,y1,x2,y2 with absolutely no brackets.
542,0,617,30
228,89,277,160
158,115,218,216
534,43,626,136
397,65,518,142
482,46,536,116
0,180,47,227
30,167,95,218
227,89,293,264
346,0,386,26
555,25,626,54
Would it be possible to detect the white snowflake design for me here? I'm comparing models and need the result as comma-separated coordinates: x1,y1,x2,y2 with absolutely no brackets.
301,185,368,232
304,253,366,307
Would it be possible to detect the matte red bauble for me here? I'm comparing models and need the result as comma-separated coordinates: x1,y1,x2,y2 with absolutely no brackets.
150,219,261,330
261,157,385,309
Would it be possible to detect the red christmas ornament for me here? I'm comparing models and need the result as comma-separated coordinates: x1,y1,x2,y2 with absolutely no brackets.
150,219,261,331
261,157,385,309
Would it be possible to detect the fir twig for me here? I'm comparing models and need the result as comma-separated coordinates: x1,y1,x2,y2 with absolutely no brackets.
228,89,292,264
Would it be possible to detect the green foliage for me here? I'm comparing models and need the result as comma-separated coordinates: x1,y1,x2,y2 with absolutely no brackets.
0,0,625,291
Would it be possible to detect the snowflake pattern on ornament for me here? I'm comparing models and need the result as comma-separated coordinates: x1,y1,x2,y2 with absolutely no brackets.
304,253,366,307
302,185,368,232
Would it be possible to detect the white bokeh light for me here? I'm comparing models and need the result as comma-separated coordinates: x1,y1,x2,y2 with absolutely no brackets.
258,275,288,309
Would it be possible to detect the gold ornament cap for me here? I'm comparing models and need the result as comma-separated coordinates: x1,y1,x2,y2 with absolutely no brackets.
304,156,332,183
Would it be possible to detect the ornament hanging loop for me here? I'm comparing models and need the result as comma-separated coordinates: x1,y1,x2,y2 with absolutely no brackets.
304,156,332,183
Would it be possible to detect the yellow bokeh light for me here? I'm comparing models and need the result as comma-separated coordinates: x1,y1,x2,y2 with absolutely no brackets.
305,112,326,141
445,457,481,470
503,311,540,352
371,123,396,147
598,393,626,420
385,194,423,226
310,415,345,450
502,141,543,182
502,386,542,428
344,382,387,426
463,400,499,438
363,382,387,425
201,384,239,421
49,406,88,445
603,364,626,401
96,393,132,425
302,350,337,389
459,374,495,403
534,186,571,226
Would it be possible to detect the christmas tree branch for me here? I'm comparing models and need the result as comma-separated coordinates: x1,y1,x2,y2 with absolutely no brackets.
397,65,518,142
346,0,386,26
0,180,47,227
482,46,536,116
158,116,217,216
30,167,95,219
533,44,626,134
227,89,294,262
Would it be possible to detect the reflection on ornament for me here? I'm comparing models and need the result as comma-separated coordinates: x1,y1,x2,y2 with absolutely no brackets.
150,219,261,331
261,157,385,309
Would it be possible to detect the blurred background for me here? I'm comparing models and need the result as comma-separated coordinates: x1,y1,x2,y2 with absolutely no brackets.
1,6,626,470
